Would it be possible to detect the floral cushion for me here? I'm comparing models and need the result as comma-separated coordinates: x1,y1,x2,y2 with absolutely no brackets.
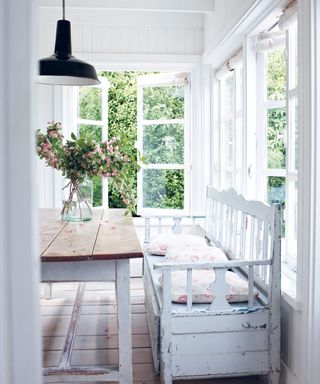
145,234,208,256
164,245,228,263
159,269,256,304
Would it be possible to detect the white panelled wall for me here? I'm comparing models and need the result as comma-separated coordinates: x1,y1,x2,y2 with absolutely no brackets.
298,0,320,383
37,85,64,208
204,0,256,58
38,9,204,57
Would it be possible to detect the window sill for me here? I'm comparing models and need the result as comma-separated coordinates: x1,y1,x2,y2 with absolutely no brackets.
281,262,301,311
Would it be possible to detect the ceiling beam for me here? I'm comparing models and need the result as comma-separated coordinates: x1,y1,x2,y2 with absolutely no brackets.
39,8,204,28
39,0,215,14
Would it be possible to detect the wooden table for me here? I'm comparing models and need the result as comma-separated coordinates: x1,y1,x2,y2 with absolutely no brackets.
40,208,143,384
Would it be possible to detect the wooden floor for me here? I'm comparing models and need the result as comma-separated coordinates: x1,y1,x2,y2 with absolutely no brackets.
41,279,268,384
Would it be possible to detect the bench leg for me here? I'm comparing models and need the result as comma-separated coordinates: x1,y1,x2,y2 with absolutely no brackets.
160,348,172,384
160,270,173,384
268,370,280,384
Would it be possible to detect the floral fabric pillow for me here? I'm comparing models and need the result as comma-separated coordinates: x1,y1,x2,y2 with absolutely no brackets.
159,269,256,304
145,234,208,256
164,245,228,263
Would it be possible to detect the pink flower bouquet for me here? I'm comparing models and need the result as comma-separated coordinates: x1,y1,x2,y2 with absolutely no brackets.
37,122,138,219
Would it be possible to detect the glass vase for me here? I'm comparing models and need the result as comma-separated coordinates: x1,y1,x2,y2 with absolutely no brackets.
61,178,93,222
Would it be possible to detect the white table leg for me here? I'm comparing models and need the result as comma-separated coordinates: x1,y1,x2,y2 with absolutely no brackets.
116,259,133,383
43,282,52,299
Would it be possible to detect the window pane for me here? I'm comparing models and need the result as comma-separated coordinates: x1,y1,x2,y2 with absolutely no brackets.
293,180,298,242
79,87,102,120
92,175,103,207
223,171,233,189
267,176,286,237
78,124,103,142
294,28,298,89
267,108,286,169
224,75,235,115
143,124,184,164
225,119,235,164
284,178,298,269
267,49,286,101
293,179,298,246
290,97,299,171
220,73,237,190
143,85,184,120
142,169,184,209
289,24,298,90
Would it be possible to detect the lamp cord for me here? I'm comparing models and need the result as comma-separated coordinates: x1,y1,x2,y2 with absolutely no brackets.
62,0,65,20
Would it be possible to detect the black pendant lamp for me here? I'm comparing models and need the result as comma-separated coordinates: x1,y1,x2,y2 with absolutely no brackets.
39,0,100,86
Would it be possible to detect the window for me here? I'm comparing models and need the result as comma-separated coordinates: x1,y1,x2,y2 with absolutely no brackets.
257,45,287,225
211,4,299,298
285,21,298,270
68,71,192,214
73,78,109,207
219,67,243,191
256,22,298,271
137,73,190,215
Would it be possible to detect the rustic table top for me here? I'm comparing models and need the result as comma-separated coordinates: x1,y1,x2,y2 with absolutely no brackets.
39,208,143,262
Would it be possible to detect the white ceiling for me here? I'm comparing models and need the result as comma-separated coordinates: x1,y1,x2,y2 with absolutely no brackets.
38,0,215,14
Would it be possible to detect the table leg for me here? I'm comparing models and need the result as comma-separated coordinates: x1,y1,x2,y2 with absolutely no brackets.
43,283,52,299
116,259,133,383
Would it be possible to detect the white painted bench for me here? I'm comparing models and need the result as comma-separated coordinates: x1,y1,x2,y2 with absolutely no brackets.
143,186,281,384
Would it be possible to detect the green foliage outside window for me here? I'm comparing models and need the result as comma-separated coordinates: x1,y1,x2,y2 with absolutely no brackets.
266,49,287,236
142,84,185,210
143,124,184,164
266,49,287,175
143,169,184,209
79,87,102,120
267,50,286,101
79,124,102,142
267,108,286,169
101,72,143,211
78,72,185,212
143,85,184,120
267,48,287,173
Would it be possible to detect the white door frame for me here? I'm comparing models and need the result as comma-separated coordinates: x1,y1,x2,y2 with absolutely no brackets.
299,0,320,383
0,1,42,384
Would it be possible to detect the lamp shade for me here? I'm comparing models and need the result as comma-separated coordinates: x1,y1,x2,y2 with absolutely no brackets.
39,20,100,86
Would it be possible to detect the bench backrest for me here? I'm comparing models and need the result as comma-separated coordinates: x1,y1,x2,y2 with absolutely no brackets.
205,186,281,293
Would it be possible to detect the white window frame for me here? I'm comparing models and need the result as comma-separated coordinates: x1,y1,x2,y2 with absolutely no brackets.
137,73,191,216
256,25,298,271
256,48,286,199
285,21,298,270
70,77,110,207
218,66,244,192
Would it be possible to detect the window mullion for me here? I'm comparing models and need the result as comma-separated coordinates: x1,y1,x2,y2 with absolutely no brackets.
144,164,185,170
142,118,184,126
285,25,298,268
78,118,105,126
264,99,286,109
256,52,267,201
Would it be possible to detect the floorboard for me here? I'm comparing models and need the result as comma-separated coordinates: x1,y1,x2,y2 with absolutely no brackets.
41,280,268,384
